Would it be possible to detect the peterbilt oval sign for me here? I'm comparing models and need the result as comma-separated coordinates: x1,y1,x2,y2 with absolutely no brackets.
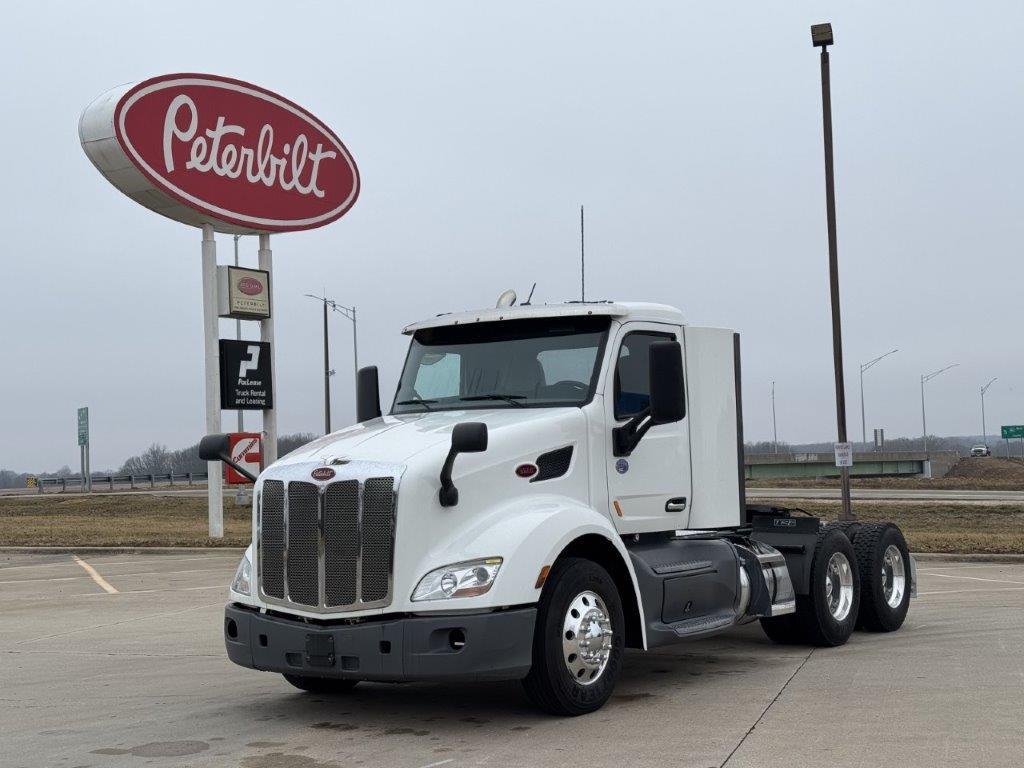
79,74,360,234
238,277,263,296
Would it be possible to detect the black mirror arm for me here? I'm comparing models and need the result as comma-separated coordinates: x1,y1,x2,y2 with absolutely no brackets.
438,447,460,507
218,452,258,483
613,408,654,457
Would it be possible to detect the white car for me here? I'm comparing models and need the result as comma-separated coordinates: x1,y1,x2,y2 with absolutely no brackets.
971,444,991,457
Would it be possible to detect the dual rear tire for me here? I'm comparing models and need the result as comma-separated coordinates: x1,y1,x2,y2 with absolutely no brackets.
761,522,912,646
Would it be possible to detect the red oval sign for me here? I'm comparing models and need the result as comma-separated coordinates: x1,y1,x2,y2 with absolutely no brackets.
238,276,263,296
310,467,336,481
81,73,359,233
515,463,539,479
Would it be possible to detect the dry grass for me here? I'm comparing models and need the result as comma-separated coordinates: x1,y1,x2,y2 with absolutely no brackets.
0,494,251,547
788,501,1024,554
746,458,1024,491
1,493,1021,554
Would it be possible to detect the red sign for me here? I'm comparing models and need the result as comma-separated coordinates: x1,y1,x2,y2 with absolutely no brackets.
237,277,263,296
310,467,336,481
225,432,262,485
80,74,359,233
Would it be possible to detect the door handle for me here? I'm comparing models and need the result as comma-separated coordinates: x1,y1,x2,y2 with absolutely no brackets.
665,497,687,512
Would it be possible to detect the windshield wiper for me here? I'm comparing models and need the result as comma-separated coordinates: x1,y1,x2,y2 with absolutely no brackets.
458,393,526,407
395,396,437,411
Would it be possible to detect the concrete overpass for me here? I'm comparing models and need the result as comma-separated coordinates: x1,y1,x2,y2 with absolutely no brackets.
744,450,959,480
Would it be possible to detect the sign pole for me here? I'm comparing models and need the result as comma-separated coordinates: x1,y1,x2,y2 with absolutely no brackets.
259,234,278,467
202,224,224,538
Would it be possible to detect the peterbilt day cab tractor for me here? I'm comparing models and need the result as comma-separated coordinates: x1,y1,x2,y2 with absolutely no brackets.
204,300,916,716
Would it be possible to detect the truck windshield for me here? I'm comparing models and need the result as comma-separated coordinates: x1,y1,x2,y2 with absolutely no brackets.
392,316,611,413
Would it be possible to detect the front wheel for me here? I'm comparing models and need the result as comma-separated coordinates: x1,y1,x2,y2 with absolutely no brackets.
522,557,624,716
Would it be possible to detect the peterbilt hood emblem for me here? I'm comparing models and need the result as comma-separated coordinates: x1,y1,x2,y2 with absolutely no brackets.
310,467,336,481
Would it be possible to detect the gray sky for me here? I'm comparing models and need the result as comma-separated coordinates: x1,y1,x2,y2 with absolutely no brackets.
2,1,1022,472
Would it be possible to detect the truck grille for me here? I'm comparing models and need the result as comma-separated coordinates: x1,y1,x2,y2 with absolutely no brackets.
258,471,397,611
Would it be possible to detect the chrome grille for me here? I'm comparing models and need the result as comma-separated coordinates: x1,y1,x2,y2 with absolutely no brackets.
324,480,359,606
260,480,285,599
286,482,320,606
258,469,398,612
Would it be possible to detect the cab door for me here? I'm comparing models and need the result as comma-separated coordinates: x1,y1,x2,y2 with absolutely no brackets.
605,323,691,533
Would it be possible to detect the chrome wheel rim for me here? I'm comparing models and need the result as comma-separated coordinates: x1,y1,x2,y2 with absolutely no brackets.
881,544,906,609
824,552,854,622
562,591,613,686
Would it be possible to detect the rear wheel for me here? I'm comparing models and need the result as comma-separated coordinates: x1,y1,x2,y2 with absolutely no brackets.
522,557,624,716
853,523,911,632
761,528,860,647
283,674,359,694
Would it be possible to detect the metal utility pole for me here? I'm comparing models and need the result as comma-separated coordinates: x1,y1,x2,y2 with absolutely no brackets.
859,348,898,447
920,364,958,456
305,294,359,430
771,381,778,453
980,378,997,447
811,23,852,520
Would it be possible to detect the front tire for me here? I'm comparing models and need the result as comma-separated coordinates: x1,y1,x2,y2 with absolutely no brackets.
283,674,359,694
522,557,624,716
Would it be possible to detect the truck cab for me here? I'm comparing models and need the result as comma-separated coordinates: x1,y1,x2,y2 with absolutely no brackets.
211,301,915,715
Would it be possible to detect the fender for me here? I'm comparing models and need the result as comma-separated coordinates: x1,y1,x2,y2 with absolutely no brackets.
403,492,648,649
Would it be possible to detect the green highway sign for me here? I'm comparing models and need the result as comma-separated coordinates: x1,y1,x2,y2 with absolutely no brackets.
1000,425,1024,439
77,407,89,446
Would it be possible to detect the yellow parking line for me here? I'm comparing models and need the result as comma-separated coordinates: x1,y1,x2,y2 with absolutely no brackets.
72,556,118,594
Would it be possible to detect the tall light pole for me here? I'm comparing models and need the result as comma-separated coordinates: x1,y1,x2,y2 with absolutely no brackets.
771,381,778,453
860,348,898,447
921,364,958,456
981,377,997,447
811,22,853,521
304,294,359,432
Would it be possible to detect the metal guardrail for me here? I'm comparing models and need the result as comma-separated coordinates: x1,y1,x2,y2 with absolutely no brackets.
36,472,209,493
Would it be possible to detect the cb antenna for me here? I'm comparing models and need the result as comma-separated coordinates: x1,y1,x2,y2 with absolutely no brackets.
523,282,537,306
580,205,585,302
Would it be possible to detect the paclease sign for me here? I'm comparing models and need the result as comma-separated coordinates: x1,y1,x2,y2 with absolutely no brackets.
80,74,360,233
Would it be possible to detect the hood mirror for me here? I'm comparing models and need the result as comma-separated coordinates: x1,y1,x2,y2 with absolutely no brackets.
439,422,488,507
356,365,382,423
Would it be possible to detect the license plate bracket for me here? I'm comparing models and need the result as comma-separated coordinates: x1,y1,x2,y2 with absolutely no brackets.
305,633,336,668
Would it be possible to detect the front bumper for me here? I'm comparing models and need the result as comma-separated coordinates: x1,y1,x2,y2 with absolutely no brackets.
224,603,537,682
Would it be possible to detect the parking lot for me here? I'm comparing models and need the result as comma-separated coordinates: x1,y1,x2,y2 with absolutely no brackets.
2,551,1022,768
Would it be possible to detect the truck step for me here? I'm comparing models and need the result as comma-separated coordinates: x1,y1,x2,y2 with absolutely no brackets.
667,612,735,638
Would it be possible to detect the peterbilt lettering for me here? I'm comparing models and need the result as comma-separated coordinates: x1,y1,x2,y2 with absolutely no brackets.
207,300,916,716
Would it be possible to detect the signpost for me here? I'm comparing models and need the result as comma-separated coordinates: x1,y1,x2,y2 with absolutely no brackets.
80,73,361,536
77,406,91,492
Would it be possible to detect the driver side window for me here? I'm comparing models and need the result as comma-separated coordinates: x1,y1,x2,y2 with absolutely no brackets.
614,331,675,419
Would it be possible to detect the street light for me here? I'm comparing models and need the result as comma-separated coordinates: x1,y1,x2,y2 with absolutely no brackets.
981,377,997,448
811,22,853,521
860,349,898,448
304,293,359,433
771,381,778,453
920,364,958,456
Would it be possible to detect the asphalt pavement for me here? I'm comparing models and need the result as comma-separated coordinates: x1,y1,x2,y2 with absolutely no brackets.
2,552,1022,767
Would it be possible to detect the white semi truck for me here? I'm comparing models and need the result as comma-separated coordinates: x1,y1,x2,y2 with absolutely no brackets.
203,300,915,716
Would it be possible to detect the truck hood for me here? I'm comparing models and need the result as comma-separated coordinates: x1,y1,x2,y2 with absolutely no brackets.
272,407,585,468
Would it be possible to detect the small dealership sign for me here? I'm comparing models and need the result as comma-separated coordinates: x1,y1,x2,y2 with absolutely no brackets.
225,432,262,484
218,266,270,319
219,340,273,410
79,73,360,233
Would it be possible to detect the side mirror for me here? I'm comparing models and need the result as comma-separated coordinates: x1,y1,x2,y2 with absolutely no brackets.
439,422,488,507
356,365,382,423
198,433,258,483
612,340,685,457
649,340,686,424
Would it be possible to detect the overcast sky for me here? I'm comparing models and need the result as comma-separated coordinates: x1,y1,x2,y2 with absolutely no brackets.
1,2,1022,472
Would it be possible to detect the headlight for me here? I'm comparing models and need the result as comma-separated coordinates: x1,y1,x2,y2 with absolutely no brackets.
412,558,502,601
231,551,252,596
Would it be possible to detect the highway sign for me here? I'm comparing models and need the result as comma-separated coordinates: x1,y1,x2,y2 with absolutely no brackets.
77,407,89,446
1000,425,1024,439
